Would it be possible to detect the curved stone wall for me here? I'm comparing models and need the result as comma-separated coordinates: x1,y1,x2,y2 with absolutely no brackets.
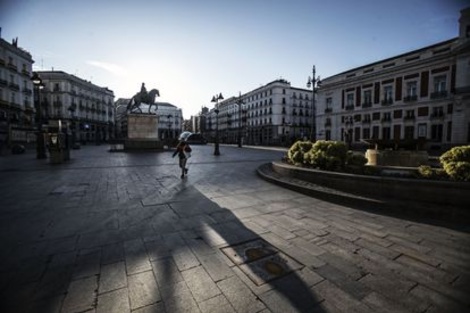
271,161,469,209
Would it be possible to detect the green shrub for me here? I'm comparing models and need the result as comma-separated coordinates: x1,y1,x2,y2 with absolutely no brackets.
346,151,368,166
306,140,348,171
443,161,470,182
439,145,470,181
417,165,434,179
287,140,313,165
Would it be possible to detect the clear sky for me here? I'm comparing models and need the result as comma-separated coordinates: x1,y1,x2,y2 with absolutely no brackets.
1,0,468,118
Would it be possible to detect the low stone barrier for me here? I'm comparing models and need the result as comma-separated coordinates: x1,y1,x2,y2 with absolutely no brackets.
271,161,469,211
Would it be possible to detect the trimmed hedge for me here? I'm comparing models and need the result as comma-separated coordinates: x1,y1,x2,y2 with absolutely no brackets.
439,145,470,181
287,140,355,171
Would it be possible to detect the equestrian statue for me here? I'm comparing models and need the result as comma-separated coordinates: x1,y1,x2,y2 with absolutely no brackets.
127,83,160,114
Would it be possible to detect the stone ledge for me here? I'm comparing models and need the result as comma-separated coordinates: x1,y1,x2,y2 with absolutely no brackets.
257,162,470,223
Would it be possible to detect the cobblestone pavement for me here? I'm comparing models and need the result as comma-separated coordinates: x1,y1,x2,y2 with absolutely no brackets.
1,145,469,313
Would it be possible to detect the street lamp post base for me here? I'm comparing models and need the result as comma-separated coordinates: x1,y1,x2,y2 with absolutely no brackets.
214,143,220,155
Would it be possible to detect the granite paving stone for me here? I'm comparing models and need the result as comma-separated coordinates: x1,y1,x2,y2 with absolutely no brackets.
127,270,161,310
1,145,469,313
61,276,98,313
96,288,131,313
99,261,127,294
181,265,221,302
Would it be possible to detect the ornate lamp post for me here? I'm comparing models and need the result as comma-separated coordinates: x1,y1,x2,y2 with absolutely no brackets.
307,65,321,141
234,92,245,148
31,72,46,159
211,93,223,155
344,116,354,150
166,114,173,140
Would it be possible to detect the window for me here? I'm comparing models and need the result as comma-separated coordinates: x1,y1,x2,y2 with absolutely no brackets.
372,126,379,139
382,127,391,140
363,128,370,139
405,126,414,139
372,112,381,120
405,110,415,119
383,85,393,103
347,93,354,106
405,81,418,102
382,112,391,121
363,90,372,106
431,124,443,141
434,75,446,92
406,81,417,96
325,97,332,113
432,106,444,118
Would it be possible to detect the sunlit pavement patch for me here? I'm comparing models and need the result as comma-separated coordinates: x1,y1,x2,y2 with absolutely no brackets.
221,239,304,285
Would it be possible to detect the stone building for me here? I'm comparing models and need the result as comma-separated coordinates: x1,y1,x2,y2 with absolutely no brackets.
316,7,470,151
36,71,115,144
0,35,35,146
204,79,312,146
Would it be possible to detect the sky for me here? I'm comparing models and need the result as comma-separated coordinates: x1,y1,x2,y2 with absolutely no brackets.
1,0,468,119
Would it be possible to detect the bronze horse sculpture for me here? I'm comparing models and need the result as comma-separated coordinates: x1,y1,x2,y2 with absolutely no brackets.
127,83,160,114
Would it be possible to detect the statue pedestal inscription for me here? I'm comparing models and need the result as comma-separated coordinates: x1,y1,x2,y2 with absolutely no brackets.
124,114,163,150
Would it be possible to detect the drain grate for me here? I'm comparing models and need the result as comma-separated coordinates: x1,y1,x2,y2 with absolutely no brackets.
221,239,303,286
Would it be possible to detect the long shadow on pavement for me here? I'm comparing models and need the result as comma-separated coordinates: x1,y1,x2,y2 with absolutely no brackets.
1,170,327,313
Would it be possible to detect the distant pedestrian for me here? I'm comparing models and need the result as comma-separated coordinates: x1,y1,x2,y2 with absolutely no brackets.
172,141,192,179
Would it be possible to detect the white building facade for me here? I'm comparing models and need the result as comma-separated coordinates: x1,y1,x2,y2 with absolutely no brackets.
204,79,313,146
316,8,470,151
37,71,115,144
0,36,35,145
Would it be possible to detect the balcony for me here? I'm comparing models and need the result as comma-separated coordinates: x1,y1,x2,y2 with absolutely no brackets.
53,101,63,107
23,88,33,95
430,112,445,120
9,82,20,91
404,116,416,121
324,107,332,114
345,104,354,111
362,119,371,124
430,90,448,99
362,102,372,108
381,117,391,122
403,95,418,102
0,78,8,87
381,98,393,106
324,120,331,127
8,62,17,71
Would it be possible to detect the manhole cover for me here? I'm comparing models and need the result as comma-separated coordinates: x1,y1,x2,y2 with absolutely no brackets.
221,239,277,265
221,239,303,286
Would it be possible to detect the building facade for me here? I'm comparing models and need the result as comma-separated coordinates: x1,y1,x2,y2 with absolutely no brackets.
316,8,470,151
0,36,35,146
36,71,115,144
204,79,313,146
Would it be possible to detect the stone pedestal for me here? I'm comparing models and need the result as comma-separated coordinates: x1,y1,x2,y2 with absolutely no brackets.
365,149,429,167
124,114,164,150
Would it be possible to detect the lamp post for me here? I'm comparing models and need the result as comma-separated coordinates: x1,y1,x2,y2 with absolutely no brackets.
31,72,46,159
344,116,353,150
211,93,223,155
167,114,173,141
307,65,321,141
235,92,245,148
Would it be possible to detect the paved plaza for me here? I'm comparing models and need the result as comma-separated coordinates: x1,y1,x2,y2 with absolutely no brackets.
0,144,469,313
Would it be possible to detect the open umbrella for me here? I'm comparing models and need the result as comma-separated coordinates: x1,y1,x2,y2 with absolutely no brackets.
178,131,192,141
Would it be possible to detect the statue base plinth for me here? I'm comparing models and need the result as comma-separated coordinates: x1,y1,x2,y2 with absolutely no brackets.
125,114,163,150
124,138,164,150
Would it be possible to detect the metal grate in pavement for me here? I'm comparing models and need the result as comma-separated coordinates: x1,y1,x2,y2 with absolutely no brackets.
221,239,304,286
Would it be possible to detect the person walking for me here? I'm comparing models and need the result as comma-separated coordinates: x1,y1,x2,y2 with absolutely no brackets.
172,140,192,178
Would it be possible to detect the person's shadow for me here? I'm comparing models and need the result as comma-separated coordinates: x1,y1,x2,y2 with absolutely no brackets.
1,166,326,313
140,177,326,312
